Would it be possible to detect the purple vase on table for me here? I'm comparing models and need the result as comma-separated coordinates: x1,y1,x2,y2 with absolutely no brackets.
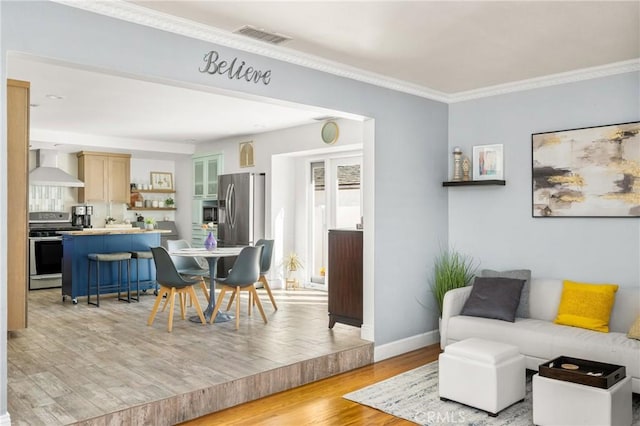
204,231,217,251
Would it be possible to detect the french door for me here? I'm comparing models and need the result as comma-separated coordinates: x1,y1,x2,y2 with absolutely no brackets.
308,155,362,287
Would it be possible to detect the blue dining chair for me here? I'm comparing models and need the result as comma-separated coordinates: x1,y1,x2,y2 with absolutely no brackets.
166,239,210,306
148,247,206,332
226,239,277,311
210,246,265,330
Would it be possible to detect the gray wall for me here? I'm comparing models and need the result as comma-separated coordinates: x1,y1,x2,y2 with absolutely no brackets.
449,72,640,288
0,0,447,363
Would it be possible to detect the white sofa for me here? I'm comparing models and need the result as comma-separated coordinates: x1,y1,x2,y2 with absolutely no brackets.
441,278,640,393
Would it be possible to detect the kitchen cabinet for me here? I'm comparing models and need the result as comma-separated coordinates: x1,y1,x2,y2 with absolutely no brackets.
191,199,217,247
7,79,29,331
77,151,131,203
193,153,223,198
328,229,363,329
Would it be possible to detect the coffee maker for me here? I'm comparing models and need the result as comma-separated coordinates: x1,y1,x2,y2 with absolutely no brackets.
72,205,93,228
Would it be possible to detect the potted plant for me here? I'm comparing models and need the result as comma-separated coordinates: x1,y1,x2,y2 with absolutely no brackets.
431,249,477,317
165,197,174,207
144,217,156,230
284,252,303,289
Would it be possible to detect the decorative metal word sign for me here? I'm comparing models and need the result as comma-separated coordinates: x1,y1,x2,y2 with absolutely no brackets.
199,50,271,85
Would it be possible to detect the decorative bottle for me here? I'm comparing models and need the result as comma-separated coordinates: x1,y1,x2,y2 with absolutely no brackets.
204,231,217,251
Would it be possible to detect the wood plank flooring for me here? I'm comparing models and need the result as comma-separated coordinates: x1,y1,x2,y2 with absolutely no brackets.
180,345,441,425
8,285,372,425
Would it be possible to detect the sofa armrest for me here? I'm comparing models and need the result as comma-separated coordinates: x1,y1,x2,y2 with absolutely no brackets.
440,286,473,349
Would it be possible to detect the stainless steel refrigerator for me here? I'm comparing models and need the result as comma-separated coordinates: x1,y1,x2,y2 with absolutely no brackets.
217,171,265,249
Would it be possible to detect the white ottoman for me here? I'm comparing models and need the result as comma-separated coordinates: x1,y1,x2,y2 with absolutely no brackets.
439,338,525,416
532,374,632,426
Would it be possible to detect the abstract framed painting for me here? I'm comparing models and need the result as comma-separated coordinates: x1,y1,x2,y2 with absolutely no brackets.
473,144,504,180
532,121,640,217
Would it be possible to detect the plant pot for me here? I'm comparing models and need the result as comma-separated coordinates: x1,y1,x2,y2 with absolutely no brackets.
145,224,154,230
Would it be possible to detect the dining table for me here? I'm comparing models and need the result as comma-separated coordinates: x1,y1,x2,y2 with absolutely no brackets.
169,246,244,323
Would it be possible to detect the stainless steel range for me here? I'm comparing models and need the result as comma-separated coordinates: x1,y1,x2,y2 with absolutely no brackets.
29,211,82,290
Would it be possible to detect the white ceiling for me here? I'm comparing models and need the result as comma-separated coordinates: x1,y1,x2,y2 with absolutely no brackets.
133,0,640,93
8,1,639,154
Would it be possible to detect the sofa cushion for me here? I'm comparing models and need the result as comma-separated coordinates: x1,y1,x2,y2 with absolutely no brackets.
460,277,525,322
554,280,619,332
629,315,640,340
481,269,531,318
445,316,640,380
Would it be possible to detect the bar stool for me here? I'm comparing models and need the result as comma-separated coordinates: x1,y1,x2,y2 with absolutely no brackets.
130,251,157,300
87,252,132,307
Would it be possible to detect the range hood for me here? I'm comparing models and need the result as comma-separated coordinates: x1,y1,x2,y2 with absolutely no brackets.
29,149,85,187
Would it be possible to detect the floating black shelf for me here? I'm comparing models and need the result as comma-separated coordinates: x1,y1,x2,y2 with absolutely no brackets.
442,179,506,187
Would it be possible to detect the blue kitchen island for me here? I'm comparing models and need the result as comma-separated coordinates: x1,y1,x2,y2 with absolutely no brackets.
60,229,168,304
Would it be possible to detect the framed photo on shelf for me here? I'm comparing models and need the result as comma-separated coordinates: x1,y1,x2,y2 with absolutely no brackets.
532,121,640,217
150,171,173,190
473,144,504,180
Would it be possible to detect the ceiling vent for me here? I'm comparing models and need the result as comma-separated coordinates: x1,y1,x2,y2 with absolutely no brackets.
234,25,292,45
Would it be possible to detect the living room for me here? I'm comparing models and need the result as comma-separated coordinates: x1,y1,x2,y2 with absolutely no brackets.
1,1,639,425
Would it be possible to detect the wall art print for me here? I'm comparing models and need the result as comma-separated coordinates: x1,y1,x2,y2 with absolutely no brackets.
532,121,640,217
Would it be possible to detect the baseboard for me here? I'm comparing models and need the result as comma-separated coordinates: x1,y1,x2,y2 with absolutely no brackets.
360,323,374,342
374,330,440,362
0,412,11,426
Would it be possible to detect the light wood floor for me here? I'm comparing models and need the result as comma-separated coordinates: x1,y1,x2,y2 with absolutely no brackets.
181,345,441,425
8,285,372,425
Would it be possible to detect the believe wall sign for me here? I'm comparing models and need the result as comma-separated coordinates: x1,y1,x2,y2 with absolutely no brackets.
199,50,271,85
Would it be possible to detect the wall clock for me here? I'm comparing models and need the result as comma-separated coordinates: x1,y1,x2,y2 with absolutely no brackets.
321,121,339,144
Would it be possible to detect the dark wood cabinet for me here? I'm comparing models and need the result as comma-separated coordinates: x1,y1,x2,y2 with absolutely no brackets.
328,229,363,328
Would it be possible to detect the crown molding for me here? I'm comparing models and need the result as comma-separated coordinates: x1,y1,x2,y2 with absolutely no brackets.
449,59,640,103
52,1,640,105
51,0,450,102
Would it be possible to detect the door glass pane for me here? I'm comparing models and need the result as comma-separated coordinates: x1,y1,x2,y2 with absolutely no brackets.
206,157,218,197
194,160,204,196
310,161,326,284
335,162,361,229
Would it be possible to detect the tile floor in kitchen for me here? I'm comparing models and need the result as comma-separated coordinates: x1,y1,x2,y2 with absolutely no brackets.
8,285,372,425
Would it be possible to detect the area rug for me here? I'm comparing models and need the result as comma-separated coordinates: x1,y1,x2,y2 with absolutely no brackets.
344,361,640,425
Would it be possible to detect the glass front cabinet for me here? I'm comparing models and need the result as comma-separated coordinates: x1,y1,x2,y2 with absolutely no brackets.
193,153,223,199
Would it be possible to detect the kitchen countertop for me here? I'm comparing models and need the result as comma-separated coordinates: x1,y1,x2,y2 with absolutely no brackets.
58,228,172,236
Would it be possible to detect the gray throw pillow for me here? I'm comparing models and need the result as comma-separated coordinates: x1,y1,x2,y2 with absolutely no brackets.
481,269,531,318
460,277,525,322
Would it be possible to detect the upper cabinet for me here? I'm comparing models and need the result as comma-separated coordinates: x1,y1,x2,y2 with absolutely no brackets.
193,153,223,199
77,151,131,203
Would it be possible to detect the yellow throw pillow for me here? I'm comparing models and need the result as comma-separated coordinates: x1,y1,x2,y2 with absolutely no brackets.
554,280,618,332
628,315,640,340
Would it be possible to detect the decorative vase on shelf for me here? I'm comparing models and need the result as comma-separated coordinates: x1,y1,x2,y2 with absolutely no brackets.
204,231,217,251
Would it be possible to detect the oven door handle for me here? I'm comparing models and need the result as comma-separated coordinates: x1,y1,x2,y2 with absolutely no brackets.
30,236,63,241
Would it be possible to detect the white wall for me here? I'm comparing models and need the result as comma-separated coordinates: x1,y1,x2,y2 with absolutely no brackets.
449,72,640,288
192,119,364,266
128,157,177,224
